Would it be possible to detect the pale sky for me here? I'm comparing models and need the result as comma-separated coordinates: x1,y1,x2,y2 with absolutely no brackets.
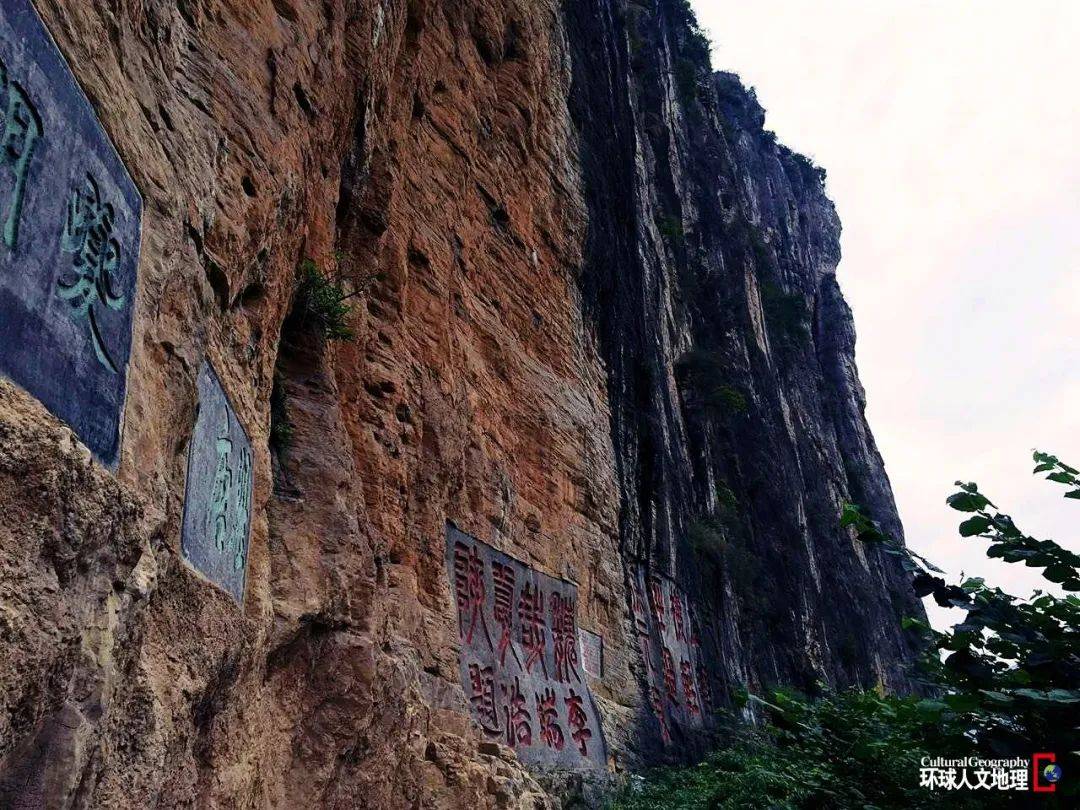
692,0,1080,628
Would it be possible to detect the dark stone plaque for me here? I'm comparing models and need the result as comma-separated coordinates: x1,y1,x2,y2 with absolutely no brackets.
446,525,607,769
0,0,141,469
629,567,716,745
578,628,603,679
181,362,253,604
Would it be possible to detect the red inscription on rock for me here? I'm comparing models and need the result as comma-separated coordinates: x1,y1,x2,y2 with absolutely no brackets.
454,542,493,651
491,561,521,669
696,661,712,715
501,676,533,747
468,662,500,736
565,689,592,757
518,581,548,678
681,659,700,716
535,687,565,751
661,646,679,705
447,527,606,767
672,590,687,643
551,592,580,684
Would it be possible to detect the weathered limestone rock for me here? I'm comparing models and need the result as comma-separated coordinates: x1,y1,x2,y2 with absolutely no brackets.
0,0,923,807
564,1,925,759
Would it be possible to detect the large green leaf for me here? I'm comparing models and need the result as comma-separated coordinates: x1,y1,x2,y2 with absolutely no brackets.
959,516,991,536
946,491,989,512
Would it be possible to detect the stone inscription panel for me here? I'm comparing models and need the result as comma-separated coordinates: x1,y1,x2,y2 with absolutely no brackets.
446,525,607,769
181,362,253,604
578,628,603,679
0,0,141,468
630,567,718,745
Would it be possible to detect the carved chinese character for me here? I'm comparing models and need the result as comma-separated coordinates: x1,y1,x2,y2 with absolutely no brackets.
672,589,687,643
661,646,679,705
467,663,500,736
57,173,127,372
202,416,250,575
551,592,580,684
648,578,667,635
681,659,700,716
648,685,672,745
564,689,592,757
210,418,233,556
535,688,564,751
491,561,521,669
453,542,493,651
501,676,532,747
518,581,547,677
0,57,43,251
229,445,252,571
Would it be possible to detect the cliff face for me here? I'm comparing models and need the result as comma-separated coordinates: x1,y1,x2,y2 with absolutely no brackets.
564,1,924,723
0,1,921,808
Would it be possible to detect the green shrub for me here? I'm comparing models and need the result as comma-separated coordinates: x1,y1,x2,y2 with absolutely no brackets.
655,214,684,243
716,482,738,515
669,0,712,67
747,226,775,270
609,689,983,809
687,515,759,596
676,349,749,416
844,452,1080,763
714,385,747,413
614,452,1080,808
688,515,725,562
761,281,810,349
293,258,355,342
674,57,699,106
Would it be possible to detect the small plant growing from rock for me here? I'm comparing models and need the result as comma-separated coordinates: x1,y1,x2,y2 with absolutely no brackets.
760,281,810,350
747,225,775,270
655,214,684,244
675,349,749,415
674,57,699,106
293,258,357,342
670,0,712,66
687,511,761,608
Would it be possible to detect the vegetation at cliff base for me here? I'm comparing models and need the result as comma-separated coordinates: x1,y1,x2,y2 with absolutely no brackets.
610,452,1080,808
612,689,984,810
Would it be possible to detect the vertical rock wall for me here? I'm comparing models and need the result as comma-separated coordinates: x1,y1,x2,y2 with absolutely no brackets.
0,0,923,807
564,1,924,754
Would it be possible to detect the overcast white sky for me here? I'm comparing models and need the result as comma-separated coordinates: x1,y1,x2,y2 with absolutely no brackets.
691,0,1080,627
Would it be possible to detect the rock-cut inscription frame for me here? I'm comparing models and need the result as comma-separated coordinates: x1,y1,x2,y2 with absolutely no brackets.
445,524,608,770
180,361,254,604
0,0,142,469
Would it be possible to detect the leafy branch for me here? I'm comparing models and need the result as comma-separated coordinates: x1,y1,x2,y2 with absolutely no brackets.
846,451,1080,760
